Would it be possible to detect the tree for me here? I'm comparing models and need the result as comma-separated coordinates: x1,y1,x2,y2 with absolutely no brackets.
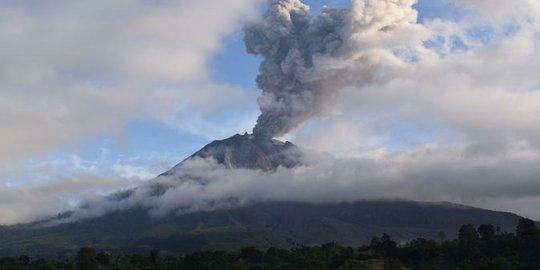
458,224,480,260
380,234,398,256
76,247,97,270
516,218,540,269
478,224,496,241
95,251,112,267
516,218,539,240
458,224,479,242
402,238,439,265
239,246,263,265
150,249,162,270
370,234,397,256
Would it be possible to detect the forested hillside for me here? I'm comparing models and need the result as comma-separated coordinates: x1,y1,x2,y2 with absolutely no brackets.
0,201,522,258
1,218,539,270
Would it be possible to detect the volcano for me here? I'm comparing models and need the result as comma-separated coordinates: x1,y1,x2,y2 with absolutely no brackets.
0,135,530,258
162,133,301,174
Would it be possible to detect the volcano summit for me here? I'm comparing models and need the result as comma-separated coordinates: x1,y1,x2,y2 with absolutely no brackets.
162,133,301,174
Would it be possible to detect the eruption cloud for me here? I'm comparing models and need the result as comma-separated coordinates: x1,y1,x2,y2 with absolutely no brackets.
245,0,420,138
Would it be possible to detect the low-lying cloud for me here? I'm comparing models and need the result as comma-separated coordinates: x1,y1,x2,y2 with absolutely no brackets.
68,141,540,222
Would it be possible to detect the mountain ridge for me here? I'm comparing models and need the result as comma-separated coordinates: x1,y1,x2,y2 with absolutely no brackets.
161,133,301,175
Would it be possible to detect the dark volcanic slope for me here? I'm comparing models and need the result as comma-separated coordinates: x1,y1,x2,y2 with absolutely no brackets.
0,201,523,258
161,133,300,174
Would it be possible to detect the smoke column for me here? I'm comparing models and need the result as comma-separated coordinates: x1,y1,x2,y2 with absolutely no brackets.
245,0,419,138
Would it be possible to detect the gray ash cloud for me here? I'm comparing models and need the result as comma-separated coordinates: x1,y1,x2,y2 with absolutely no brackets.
244,0,418,138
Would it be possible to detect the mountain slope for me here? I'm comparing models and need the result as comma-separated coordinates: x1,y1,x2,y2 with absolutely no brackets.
0,200,523,258
161,133,300,174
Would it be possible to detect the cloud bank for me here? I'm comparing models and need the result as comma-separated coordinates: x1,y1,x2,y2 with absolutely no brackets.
0,0,259,178
68,142,540,222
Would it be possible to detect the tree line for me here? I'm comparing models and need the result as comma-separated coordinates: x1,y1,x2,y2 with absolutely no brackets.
1,218,539,270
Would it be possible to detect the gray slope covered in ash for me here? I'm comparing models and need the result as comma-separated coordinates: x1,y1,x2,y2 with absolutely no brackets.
162,133,301,174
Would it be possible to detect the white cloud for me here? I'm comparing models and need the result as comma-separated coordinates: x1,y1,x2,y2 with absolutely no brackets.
291,0,540,154
0,174,140,225
66,144,540,222
0,0,259,178
0,151,176,225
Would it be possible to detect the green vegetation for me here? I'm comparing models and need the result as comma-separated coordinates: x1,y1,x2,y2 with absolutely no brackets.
1,218,539,270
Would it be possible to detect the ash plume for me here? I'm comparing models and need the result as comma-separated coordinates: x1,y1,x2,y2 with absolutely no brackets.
245,0,419,138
